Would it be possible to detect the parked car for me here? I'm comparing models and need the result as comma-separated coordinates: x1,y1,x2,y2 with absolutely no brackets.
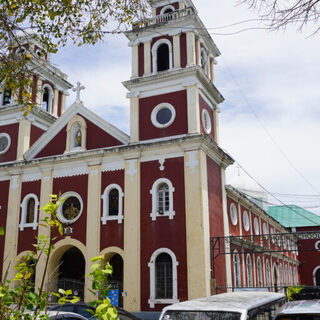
273,299,320,320
48,303,141,320
38,311,88,320
159,291,286,320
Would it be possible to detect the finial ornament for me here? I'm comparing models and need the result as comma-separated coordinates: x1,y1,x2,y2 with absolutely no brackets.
72,81,85,103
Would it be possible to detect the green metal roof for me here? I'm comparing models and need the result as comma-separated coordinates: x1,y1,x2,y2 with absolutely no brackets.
267,205,320,228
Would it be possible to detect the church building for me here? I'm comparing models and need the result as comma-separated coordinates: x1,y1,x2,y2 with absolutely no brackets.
0,0,300,313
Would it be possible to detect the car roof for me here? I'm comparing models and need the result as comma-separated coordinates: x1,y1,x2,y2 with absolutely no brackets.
277,300,320,315
162,292,285,314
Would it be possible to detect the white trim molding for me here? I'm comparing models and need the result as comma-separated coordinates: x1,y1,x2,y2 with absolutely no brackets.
65,114,87,153
151,103,176,128
41,84,54,113
151,38,173,74
148,248,179,308
233,249,241,287
101,184,124,224
58,191,83,224
229,202,238,226
201,109,211,134
159,5,176,15
19,193,39,231
150,178,175,221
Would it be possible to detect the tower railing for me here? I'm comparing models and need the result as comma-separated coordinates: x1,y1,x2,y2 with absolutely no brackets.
132,7,195,30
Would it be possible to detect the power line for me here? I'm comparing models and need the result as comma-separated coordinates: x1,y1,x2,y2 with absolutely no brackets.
220,55,320,196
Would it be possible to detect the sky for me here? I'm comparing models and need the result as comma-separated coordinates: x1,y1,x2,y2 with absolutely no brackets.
52,0,320,214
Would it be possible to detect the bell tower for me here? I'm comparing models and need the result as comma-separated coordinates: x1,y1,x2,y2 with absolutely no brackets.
123,0,224,144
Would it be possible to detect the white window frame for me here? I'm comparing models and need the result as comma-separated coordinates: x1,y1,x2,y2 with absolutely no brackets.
243,210,250,231
65,115,87,153
151,103,176,128
19,193,39,231
0,87,13,106
148,248,179,308
200,47,208,71
229,203,238,226
101,184,124,224
257,257,263,287
150,178,175,221
160,5,175,15
41,84,54,113
279,263,283,286
0,133,11,154
285,264,288,285
152,39,173,74
254,217,260,235
265,259,271,287
58,191,83,224
233,249,241,287
246,254,253,287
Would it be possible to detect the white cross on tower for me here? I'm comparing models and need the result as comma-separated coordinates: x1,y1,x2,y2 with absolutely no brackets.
72,81,85,103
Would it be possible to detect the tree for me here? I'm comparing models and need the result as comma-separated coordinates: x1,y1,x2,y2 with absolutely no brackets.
0,195,117,320
239,0,320,34
0,0,149,112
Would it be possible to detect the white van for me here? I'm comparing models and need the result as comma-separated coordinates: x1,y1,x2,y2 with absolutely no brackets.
274,299,320,320
159,291,286,320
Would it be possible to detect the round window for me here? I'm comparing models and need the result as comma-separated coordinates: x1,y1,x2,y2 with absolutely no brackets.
243,210,250,231
58,192,83,223
151,103,176,128
254,217,259,235
202,109,212,134
0,133,11,154
229,203,238,226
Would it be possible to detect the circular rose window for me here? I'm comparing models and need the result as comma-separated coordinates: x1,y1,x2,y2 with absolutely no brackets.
229,203,238,226
58,192,83,223
151,103,176,128
243,210,250,231
0,133,11,154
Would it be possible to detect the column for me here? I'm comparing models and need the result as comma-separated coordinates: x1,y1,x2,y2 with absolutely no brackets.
186,32,196,66
123,158,140,311
35,169,53,290
186,85,200,133
173,34,181,69
184,150,211,298
132,44,139,78
221,169,233,290
214,107,220,144
61,93,66,115
128,92,139,143
17,119,31,160
144,41,151,75
36,78,42,106
210,59,215,83
196,38,201,66
85,164,102,301
2,175,22,282
52,89,59,117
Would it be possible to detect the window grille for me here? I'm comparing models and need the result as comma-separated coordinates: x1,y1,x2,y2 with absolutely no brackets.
158,183,169,214
155,253,173,299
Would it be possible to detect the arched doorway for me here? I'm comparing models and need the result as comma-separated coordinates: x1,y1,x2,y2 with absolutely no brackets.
105,253,123,307
313,266,320,286
58,247,85,301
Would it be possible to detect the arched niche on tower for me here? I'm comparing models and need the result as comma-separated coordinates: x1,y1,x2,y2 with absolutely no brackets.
65,115,87,153
152,39,173,74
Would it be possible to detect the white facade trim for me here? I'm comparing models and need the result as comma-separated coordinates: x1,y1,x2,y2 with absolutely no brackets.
152,38,173,74
160,5,176,15
246,253,253,287
201,109,211,134
150,178,175,221
53,165,88,178
148,248,179,308
101,161,125,172
101,184,124,224
233,249,241,287
41,83,54,113
19,193,39,231
22,171,42,182
229,202,238,226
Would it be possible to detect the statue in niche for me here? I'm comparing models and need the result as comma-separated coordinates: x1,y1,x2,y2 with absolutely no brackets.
75,128,82,147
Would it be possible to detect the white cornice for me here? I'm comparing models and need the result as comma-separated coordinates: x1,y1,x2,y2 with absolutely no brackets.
24,101,130,161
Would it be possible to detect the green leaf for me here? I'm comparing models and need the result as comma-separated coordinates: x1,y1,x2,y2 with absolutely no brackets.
0,226,4,235
65,289,72,295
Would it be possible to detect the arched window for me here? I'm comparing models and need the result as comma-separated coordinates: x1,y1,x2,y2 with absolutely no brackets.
285,264,288,285
101,184,124,224
289,265,293,285
41,84,53,113
152,39,173,74
257,257,263,287
246,254,253,287
313,266,320,286
160,5,175,15
2,88,12,105
200,48,207,72
265,259,271,287
150,178,175,220
233,250,241,288
19,194,39,231
148,248,179,308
